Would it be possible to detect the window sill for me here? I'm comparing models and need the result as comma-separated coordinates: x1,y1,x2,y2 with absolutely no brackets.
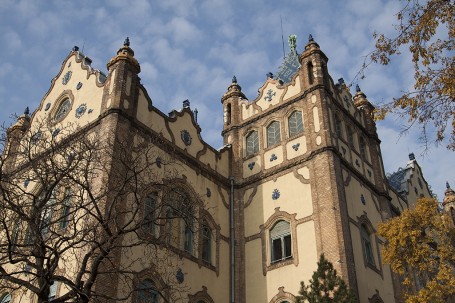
267,257,294,272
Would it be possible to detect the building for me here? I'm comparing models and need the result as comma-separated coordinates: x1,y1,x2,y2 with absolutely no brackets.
0,36,440,303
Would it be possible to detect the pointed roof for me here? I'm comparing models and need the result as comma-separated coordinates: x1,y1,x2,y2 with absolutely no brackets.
106,37,140,73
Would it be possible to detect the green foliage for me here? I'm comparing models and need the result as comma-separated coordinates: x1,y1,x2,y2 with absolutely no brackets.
297,254,357,303
378,197,455,303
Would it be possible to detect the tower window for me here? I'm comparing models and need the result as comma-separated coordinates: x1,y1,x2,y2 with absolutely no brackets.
225,104,231,125
288,111,304,137
270,220,292,263
361,224,375,266
267,121,281,147
307,62,314,85
246,131,259,156
60,187,71,229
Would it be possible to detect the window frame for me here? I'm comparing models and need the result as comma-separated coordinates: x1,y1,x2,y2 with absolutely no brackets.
266,121,281,147
288,111,304,138
270,220,292,263
201,220,212,264
245,130,259,156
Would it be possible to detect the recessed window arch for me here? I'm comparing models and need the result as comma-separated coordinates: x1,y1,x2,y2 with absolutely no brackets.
245,130,259,156
267,121,281,147
225,103,231,125
288,111,304,137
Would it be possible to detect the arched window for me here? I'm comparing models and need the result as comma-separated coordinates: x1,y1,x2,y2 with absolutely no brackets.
135,279,160,303
267,121,281,147
270,220,292,263
143,192,157,234
361,224,375,266
334,115,342,139
307,62,314,85
288,111,304,137
201,220,212,264
246,131,259,156
359,137,366,158
0,294,11,303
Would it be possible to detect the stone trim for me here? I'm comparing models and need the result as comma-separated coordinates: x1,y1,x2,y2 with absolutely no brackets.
268,286,297,303
188,286,215,303
260,208,299,275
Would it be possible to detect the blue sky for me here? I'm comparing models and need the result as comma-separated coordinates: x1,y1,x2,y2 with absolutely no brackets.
0,0,453,199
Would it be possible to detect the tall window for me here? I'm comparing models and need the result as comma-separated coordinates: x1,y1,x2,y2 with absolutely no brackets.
41,190,56,236
135,279,160,303
361,224,375,266
225,104,231,125
143,192,157,234
267,121,281,147
270,220,292,263
202,221,212,264
163,189,193,254
359,137,366,158
334,115,342,138
347,126,354,148
59,188,71,229
288,111,304,137
246,131,259,156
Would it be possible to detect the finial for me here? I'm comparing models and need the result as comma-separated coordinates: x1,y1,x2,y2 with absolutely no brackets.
193,108,198,123
24,107,29,115
182,99,190,108
72,46,79,52
356,84,361,92
232,76,237,83
447,182,451,189
409,153,415,161
124,37,130,47
308,34,314,42
288,34,297,51
266,72,274,79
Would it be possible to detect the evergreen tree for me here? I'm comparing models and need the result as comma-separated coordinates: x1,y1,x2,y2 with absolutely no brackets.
297,254,357,303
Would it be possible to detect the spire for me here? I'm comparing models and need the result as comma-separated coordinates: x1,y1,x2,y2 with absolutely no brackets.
106,37,140,73
24,107,29,115
304,33,320,51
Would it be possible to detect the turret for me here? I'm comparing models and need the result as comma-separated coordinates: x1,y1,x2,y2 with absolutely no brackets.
3,108,31,171
443,182,455,227
353,85,377,135
102,37,141,116
221,76,246,145
299,35,330,88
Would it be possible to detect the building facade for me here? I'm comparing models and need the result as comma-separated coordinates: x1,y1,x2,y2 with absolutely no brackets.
1,36,440,303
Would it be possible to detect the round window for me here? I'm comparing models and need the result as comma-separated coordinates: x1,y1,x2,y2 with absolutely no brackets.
54,99,71,122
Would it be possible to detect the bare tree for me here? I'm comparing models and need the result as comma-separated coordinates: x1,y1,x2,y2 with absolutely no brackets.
0,116,204,303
